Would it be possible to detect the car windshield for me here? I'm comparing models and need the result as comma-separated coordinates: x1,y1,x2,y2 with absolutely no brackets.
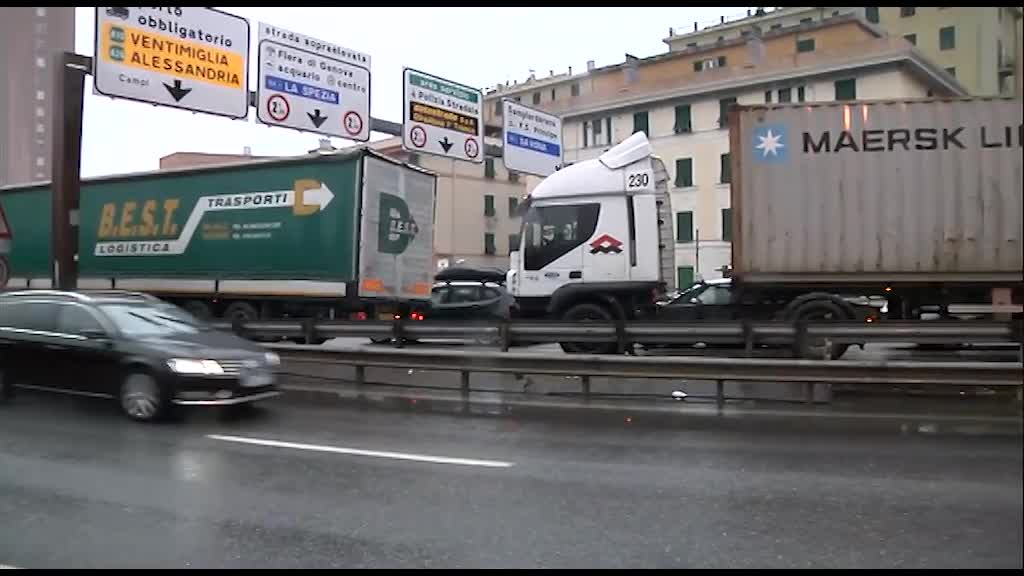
100,303,206,336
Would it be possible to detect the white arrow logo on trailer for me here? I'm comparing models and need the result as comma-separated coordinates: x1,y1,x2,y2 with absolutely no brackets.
303,183,334,210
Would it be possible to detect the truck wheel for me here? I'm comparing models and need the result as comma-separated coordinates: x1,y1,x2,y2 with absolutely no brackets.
793,300,849,360
182,300,213,321
559,302,617,355
224,302,262,340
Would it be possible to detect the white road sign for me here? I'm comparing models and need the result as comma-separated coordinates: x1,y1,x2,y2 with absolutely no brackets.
93,7,250,119
403,68,483,163
502,99,562,177
256,23,371,141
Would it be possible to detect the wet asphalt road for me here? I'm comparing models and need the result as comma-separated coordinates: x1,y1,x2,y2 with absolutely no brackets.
0,390,1021,569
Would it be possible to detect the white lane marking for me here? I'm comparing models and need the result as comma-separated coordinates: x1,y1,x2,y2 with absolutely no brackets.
206,434,514,468
1,564,21,569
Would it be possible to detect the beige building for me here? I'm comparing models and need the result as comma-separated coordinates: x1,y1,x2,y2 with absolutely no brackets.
159,140,526,272
664,6,1022,97
485,14,965,286
0,7,76,187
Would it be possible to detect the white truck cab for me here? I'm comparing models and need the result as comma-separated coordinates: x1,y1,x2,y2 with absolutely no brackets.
508,132,675,351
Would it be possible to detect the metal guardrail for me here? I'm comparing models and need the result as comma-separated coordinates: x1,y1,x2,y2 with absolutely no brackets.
271,345,1024,407
214,318,1023,354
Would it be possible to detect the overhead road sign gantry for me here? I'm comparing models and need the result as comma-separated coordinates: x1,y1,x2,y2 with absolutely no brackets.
256,22,371,141
402,68,484,163
93,7,251,119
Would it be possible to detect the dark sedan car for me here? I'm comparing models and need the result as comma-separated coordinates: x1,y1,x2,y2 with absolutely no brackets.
0,290,281,422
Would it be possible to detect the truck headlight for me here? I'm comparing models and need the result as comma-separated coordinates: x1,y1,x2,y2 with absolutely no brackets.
167,358,225,375
264,352,281,366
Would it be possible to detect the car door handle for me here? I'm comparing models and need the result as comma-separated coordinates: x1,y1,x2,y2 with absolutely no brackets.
569,271,582,279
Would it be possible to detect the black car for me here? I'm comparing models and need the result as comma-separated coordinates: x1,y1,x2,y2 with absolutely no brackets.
0,290,281,422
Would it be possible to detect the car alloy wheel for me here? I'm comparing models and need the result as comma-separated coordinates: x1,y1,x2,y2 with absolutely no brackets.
120,373,163,422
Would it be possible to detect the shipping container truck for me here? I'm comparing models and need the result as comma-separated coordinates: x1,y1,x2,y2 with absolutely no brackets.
726,97,1023,354
0,148,437,342
504,98,1021,357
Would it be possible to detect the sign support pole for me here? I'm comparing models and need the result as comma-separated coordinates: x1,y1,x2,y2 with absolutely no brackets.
50,51,90,291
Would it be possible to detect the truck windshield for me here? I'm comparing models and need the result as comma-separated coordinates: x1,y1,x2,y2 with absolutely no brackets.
100,303,205,336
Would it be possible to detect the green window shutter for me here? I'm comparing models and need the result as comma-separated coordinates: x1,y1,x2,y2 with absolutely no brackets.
721,208,733,241
677,266,695,289
633,111,649,136
834,78,856,101
675,158,693,188
720,153,731,184
676,211,693,243
673,104,691,133
484,195,495,217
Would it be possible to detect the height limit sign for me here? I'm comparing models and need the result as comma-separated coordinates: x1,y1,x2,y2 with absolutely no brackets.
256,22,371,141
403,68,483,163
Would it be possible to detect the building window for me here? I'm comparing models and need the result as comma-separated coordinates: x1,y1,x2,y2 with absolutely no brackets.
718,97,737,127
494,100,502,115
35,157,45,168
582,123,589,147
865,7,879,23
796,38,815,53
508,171,520,184
939,26,955,50
35,106,45,118
764,90,772,103
778,87,792,103
484,195,495,217
721,208,733,241
508,196,520,216
800,17,813,24
770,23,782,30
695,56,726,72
676,211,694,243
797,86,806,102
686,42,698,48
35,123,45,134
407,153,420,165
677,266,695,290
834,78,857,101
508,234,520,254
36,7,46,17
532,92,541,105
35,90,45,101
571,83,580,97
720,153,731,184
675,158,693,188
36,57,46,68
606,117,613,145
485,158,495,179
717,55,727,67
904,33,917,46
632,111,649,136
673,104,692,133
550,89,556,101
945,67,956,78
900,6,915,17
484,233,496,255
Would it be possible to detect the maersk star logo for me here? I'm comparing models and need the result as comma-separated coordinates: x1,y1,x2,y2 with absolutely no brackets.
752,124,788,163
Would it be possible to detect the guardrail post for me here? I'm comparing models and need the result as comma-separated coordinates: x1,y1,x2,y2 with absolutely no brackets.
716,380,725,408
500,318,511,352
460,371,470,396
581,375,591,398
231,316,246,339
303,318,316,345
615,316,628,355
805,382,815,404
793,319,808,358
354,365,365,387
742,318,754,357
394,316,405,348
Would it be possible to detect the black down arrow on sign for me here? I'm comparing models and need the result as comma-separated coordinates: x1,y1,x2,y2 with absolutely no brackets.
439,137,453,153
163,79,192,102
308,109,327,128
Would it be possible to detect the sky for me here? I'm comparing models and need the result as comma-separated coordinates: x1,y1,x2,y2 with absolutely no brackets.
74,6,750,178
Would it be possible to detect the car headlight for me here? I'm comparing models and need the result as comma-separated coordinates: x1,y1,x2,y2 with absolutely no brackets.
264,352,281,366
167,358,225,375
